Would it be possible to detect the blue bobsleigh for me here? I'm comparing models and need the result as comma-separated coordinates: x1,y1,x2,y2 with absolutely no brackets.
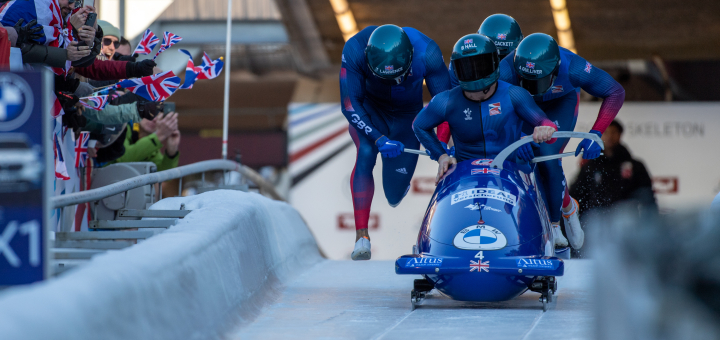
395,132,603,311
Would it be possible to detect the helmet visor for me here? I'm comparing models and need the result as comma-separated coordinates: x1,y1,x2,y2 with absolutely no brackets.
519,74,556,96
452,53,498,82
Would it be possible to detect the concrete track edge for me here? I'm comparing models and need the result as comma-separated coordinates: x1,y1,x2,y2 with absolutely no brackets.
0,190,323,340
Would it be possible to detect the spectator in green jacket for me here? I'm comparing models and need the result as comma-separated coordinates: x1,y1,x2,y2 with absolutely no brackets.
107,112,181,171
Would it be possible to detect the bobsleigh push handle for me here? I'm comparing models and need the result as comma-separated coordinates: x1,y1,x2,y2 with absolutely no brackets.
491,132,604,170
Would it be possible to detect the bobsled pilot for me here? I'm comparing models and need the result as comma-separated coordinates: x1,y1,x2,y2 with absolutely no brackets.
496,33,625,249
340,25,451,260
412,34,562,244
442,14,524,158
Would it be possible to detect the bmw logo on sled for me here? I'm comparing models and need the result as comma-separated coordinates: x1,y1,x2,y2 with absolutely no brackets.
395,132,603,311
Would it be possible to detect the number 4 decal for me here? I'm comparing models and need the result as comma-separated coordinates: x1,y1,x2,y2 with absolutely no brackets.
474,251,484,260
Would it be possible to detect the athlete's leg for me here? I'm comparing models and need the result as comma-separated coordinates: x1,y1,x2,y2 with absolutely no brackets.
532,91,580,225
349,125,378,234
381,115,420,207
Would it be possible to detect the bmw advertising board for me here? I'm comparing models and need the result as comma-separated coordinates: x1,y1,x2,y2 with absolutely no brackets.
0,71,53,285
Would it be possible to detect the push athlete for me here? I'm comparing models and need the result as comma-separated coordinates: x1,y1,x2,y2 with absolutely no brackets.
500,33,626,249
340,25,451,260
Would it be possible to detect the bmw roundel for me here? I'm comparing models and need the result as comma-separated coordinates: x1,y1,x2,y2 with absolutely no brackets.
0,73,34,132
453,225,507,250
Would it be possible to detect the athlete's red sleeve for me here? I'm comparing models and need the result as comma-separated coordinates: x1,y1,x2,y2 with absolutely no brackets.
437,122,450,143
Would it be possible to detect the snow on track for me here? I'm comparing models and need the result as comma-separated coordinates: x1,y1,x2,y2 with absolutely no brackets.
231,260,593,340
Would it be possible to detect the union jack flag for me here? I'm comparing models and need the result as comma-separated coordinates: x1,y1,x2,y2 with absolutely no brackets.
51,97,64,118
78,95,110,111
74,131,89,168
197,52,224,80
385,65,393,71
489,102,501,116
471,168,500,175
133,29,159,55
464,39,473,44
54,135,70,180
469,260,489,272
116,71,181,102
178,49,202,89
153,31,183,60
526,62,535,69
551,85,564,94
496,33,507,40
584,61,593,73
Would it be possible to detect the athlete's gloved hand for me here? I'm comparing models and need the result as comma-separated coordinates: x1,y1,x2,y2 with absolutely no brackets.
575,130,603,159
425,142,455,160
376,136,404,158
517,137,540,162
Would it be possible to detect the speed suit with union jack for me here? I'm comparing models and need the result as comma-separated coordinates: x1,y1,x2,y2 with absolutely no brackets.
340,25,450,230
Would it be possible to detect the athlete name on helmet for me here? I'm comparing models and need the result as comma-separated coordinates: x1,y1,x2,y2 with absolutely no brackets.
377,65,403,75
451,188,517,206
350,114,373,135
460,38,477,51
494,41,514,47
519,61,542,75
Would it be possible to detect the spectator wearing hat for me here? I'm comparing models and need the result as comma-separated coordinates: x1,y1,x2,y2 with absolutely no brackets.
97,19,120,60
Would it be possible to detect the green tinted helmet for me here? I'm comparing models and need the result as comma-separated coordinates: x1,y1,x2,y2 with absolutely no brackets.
478,14,523,59
365,25,414,85
513,33,561,98
451,34,500,92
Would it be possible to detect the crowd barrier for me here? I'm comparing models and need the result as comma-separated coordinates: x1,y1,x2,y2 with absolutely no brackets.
0,190,322,339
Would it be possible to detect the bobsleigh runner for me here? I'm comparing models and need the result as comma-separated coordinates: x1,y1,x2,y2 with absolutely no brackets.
396,132,603,311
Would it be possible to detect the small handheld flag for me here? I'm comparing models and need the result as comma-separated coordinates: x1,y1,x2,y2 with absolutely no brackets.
79,95,110,111
116,71,181,102
74,131,89,168
133,29,159,55
153,32,182,60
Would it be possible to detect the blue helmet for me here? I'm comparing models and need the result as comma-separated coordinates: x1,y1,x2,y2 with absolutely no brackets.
478,14,523,59
365,25,414,85
451,34,500,92
513,33,561,98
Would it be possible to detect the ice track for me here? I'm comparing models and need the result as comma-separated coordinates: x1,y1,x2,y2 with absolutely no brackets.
230,260,593,340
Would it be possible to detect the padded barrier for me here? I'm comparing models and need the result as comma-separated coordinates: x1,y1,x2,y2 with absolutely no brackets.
0,190,322,340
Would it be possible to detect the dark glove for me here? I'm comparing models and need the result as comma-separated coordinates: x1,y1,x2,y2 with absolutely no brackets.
14,18,44,46
56,91,79,111
517,136,540,162
113,52,136,62
136,101,163,120
375,136,404,158
126,59,157,78
54,74,80,93
575,130,603,160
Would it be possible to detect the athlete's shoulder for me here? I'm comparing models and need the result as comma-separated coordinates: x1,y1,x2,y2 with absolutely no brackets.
402,27,433,48
350,26,378,45
428,88,453,108
506,83,533,101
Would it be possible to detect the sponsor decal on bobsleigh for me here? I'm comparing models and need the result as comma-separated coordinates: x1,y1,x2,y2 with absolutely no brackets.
517,258,554,269
453,225,507,250
471,159,493,166
451,188,516,205
405,257,443,267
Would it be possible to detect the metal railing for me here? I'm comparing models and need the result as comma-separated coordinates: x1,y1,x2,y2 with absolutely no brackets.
52,159,283,209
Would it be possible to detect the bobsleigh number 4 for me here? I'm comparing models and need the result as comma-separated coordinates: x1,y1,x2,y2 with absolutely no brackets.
396,132,603,311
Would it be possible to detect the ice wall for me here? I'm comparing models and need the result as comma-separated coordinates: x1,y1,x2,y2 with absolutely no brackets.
0,190,322,340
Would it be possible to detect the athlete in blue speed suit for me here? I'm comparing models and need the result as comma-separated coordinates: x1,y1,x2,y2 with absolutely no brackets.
340,25,450,260
498,34,626,249
414,34,558,187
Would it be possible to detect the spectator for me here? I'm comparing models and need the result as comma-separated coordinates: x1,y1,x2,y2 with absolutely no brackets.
569,120,658,216
115,37,132,56
97,19,119,60
106,112,181,171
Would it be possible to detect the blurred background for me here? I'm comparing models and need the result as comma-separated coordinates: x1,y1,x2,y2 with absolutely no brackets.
91,0,720,260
